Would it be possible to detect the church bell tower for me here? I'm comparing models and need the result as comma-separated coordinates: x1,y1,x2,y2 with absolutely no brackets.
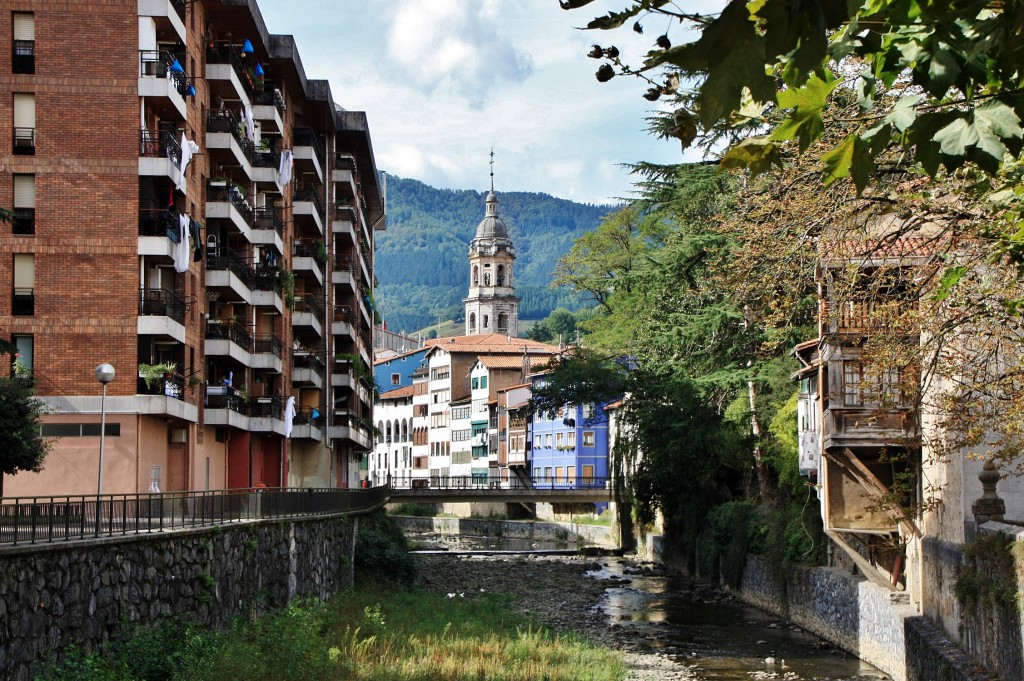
464,151,519,336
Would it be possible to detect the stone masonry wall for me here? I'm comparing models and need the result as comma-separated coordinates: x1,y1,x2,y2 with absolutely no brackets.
735,554,988,681
0,515,356,681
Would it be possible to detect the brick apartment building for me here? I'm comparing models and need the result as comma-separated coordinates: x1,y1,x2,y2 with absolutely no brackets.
0,0,383,496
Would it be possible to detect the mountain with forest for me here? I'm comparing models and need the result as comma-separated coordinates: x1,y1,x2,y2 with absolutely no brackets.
374,175,616,334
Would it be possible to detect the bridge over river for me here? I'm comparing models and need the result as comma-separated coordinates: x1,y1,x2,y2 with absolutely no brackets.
386,474,614,504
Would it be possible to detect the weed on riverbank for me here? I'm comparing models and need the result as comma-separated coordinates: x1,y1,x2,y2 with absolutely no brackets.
35,583,623,681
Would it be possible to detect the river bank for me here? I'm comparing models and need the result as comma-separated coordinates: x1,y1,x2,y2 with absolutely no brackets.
416,552,695,681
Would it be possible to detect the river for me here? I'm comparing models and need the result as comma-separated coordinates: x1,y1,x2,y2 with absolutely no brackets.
411,531,891,681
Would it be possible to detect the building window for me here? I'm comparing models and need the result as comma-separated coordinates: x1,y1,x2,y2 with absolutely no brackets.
567,431,576,448
483,314,489,329
555,432,564,448
469,312,476,333
544,433,552,448
496,264,505,286
583,402,596,419
40,423,121,437
583,431,595,447
533,434,542,449
480,376,487,388
471,377,479,389
431,366,450,381
13,253,34,315
12,174,34,235
497,312,508,333
11,334,32,375
582,464,594,485
13,93,35,154
567,465,575,484
472,265,478,285
391,373,400,386
12,13,34,74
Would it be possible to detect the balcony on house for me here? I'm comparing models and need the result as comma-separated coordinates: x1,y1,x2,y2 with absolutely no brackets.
206,180,255,237
289,406,324,441
292,293,325,337
828,296,913,336
292,239,326,285
331,304,355,337
332,204,356,239
138,50,187,120
205,43,258,102
139,128,183,187
332,255,357,290
293,127,325,180
139,0,186,43
251,81,286,133
250,265,283,312
250,395,286,434
205,383,250,430
294,183,325,236
251,333,284,372
205,318,254,362
138,288,186,344
251,206,284,256
206,247,255,303
137,371,185,401
251,145,280,186
292,351,325,388
207,110,254,175
332,154,358,198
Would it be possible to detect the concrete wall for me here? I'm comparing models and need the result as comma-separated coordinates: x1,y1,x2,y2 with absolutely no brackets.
0,514,356,681
396,515,616,549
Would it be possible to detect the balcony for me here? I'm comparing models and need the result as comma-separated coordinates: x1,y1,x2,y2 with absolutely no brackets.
205,385,250,430
13,127,34,155
250,396,284,433
206,248,255,304
207,110,254,176
138,208,181,255
294,184,325,236
332,205,356,239
138,0,186,43
251,145,281,187
137,373,185,401
12,208,34,236
292,352,325,388
205,44,259,102
12,288,33,316
138,288,186,342
332,155,358,198
139,129,182,185
206,181,255,236
205,320,254,363
252,83,286,134
290,406,324,441
251,333,284,372
292,239,326,285
331,304,356,337
292,294,325,338
138,50,187,120
293,127,325,180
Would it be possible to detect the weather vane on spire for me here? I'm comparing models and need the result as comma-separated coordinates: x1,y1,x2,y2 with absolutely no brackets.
489,147,495,192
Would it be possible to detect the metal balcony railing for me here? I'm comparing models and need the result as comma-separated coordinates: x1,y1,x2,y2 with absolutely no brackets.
139,50,187,95
206,320,254,352
138,288,186,323
206,181,255,228
333,305,355,324
13,39,34,74
137,372,185,401
254,207,284,236
294,127,325,168
293,239,328,266
294,293,325,323
139,208,182,241
252,144,280,170
334,154,357,172
252,82,286,113
205,44,260,98
0,487,389,546
13,127,34,155
207,109,254,162
293,352,325,375
292,406,324,427
295,184,325,217
140,129,182,166
253,333,284,358
251,266,283,293
206,247,255,285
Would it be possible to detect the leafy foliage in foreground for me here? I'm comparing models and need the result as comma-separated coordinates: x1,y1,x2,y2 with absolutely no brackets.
35,582,624,681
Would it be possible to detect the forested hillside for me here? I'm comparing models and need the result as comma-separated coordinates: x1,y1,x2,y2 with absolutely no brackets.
375,175,616,334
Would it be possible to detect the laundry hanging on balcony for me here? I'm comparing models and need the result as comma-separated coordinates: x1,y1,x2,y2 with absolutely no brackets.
284,396,297,438
189,219,204,261
277,149,293,189
243,105,256,143
177,133,201,192
175,213,190,273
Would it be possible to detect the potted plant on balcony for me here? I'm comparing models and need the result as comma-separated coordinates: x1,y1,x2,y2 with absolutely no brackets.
139,361,177,390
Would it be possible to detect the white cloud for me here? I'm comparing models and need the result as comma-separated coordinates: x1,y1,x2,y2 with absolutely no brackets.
385,0,532,108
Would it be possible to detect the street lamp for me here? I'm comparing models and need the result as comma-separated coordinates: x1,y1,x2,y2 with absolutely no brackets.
95,363,115,497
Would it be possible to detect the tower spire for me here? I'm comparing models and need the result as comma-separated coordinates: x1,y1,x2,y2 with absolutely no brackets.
489,147,494,192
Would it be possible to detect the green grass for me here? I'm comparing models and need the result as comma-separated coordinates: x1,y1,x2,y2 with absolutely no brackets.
36,586,624,681
572,510,613,526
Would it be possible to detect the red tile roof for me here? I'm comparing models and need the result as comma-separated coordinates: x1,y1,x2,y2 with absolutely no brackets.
378,385,414,400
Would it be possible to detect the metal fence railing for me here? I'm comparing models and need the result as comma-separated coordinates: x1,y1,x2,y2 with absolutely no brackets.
0,486,389,546
387,473,611,492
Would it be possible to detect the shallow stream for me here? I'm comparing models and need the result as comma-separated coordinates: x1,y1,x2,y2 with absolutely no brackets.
412,532,891,681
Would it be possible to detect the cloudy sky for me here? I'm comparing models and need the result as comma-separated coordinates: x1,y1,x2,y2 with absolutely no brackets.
257,0,699,205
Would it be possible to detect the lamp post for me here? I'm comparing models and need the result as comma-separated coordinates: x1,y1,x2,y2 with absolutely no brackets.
95,363,115,497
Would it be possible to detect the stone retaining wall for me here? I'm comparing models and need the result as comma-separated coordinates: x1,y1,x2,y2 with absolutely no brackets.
395,516,615,548
734,554,988,681
0,515,357,681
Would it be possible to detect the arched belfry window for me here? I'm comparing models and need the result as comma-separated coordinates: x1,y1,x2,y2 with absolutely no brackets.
498,312,508,333
469,313,476,333
472,265,479,285
496,265,505,286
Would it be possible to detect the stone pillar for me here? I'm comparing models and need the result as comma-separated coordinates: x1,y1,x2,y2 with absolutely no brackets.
972,460,1005,524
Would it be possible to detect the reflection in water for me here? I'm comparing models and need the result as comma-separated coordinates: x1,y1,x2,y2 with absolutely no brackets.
591,559,891,681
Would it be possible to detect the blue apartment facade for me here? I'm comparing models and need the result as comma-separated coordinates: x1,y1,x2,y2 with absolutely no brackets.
529,376,610,488
373,347,429,391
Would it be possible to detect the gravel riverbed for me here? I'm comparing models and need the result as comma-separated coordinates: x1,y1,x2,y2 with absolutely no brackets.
415,553,697,681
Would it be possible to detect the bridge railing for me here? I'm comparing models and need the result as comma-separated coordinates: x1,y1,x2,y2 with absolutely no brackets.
387,473,611,492
0,486,389,546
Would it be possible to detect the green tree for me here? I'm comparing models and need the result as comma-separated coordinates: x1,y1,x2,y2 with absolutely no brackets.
0,366,51,497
